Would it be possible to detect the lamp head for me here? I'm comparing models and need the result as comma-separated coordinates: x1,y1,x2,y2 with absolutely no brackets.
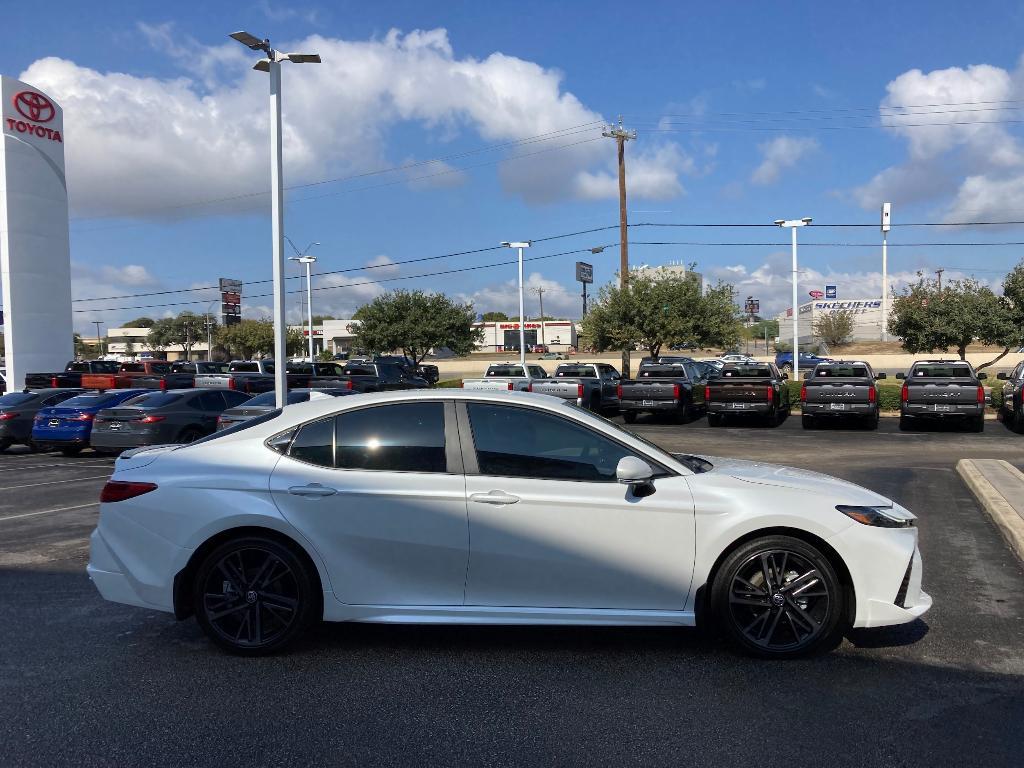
774,219,785,226
801,217,813,225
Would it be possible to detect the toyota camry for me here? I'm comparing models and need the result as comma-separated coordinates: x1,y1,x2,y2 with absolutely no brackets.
88,390,930,658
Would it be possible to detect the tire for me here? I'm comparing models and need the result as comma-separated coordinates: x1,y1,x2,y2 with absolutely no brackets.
193,535,318,655
780,364,793,375
61,446,83,457
177,427,203,444
622,411,637,424
969,414,985,433
1014,405,1024,434
707,413,724,427
865,411,880,430
801,415,816,430
589,394,601,413
898,416,911,432
710,535,845,659
0,439,11,453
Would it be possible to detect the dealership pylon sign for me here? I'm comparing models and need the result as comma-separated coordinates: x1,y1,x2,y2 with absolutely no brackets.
1,76,73,389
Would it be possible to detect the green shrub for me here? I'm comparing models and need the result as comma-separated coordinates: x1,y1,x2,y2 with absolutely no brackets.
435,378,463,388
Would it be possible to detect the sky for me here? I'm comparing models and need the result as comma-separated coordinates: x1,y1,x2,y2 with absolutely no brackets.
4,0,1024,333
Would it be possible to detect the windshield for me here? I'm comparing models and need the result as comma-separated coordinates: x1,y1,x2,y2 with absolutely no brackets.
184,408,284,447
313,363,345,376
0,392,38,407
912,364,974,378
120,392,185,408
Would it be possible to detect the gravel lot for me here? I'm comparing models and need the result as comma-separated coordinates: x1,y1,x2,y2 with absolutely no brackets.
1,416,1023,767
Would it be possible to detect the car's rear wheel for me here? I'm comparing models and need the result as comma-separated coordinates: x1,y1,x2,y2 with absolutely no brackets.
177,427,203,443
865,411,880,430
1014,405,1024,433
0,439,11,453
622,411,637,424
193,536,317,655
711,535,844,659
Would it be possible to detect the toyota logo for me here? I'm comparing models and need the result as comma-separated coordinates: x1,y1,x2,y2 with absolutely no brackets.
14,91,55,123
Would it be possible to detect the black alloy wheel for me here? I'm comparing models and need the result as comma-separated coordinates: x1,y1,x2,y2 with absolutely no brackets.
712,535,843,658
194,537,316,655
178,427,203,444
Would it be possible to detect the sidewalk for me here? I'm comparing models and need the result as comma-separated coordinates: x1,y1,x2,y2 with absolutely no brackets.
957,459,1024,561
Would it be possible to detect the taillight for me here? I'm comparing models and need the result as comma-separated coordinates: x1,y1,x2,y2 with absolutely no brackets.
616,383,623,399
345,380,353,391
977,385,985,404
673,383,681,399
705,385,711,401
0,412,17,421
74,413,94,421
868,386,876,403
139,415,165,423
228,379,237,390
159,379,168,391
507,382,514,391
527,383,533,392
800,384,807,401
216,415,224,425
767,385,774,402
50,376,59,388
577,383,584,399
901,384,909,402
100,481,158,503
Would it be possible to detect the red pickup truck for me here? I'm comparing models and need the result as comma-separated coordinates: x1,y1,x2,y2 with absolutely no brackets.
80,361,227,391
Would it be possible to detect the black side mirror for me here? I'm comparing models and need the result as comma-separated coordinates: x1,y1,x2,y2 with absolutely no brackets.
997,372,1008,380
978,372,988,380
876,373,887,380
895,372,906,380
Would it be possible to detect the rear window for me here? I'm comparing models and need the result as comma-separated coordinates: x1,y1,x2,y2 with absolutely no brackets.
639,365,687,378
815,365,869,378
60,393,120,408
722,365,772,378
555,366,597,377
120,363,146,372
287,363,314,374
344,364,377,377
185,408,285,447
0,392,38,406
120,392,185,408
912,364,974,378
199,363,228,374
486,366,525,377
314,363,345,376
230,362,260,372
240,392,277,407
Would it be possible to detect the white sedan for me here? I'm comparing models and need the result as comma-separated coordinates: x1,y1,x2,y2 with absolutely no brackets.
88,390,930,658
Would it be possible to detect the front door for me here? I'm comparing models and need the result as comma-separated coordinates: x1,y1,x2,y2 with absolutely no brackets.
270,400,468,606
459,401,695,610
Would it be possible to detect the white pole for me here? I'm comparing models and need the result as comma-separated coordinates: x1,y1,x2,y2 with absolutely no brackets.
881,231,888,342
791,225,799,383
269,57,287,407
518,245,526,369
305,260,315,361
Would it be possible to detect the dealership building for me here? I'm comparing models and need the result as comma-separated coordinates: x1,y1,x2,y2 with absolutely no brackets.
775,299,886,345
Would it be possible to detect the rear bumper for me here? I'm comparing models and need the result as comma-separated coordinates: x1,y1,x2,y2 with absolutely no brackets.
620,400,682,412
90,431,164,449
802,403,876,416
902,403,983,419
707,402,772,415
0,424,30,442
30,434,89,449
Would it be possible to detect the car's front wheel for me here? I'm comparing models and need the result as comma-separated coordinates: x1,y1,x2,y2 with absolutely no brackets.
194,536,318,655
711,535,845,659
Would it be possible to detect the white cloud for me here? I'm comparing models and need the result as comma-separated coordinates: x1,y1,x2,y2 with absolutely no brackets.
751,136,819,185
69,262,166,332
20,26,700,218
574,143,702,201
456,271,583,320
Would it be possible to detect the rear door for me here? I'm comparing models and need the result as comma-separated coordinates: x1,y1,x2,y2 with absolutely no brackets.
269,400,469,606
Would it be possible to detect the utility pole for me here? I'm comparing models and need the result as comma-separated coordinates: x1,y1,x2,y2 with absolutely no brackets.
92,320,105,358
881,203,891,341
936,268,944,291
603,116,636,377
531,286,546,345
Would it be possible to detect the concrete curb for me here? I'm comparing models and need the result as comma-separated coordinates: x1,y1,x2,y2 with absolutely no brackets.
956,459,1024,562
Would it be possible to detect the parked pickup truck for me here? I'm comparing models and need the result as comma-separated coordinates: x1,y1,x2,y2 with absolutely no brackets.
706,362,791,427
896,360,987,432
527,363,621,413
194,360,277,394
801,361,885,430
79,360,208,391
998,363,1024,433
335,361,429,392
462,363,549,392
618,360,709,424
25,360,120,389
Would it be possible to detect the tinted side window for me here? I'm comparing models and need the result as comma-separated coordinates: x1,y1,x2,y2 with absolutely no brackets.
44,391,79,406
196,391,227,411
335,403,447,473
223,390,254,407
289,418,335,467
467,403,635,482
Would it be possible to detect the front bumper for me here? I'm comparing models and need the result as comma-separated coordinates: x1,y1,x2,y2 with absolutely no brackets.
902,403,983,419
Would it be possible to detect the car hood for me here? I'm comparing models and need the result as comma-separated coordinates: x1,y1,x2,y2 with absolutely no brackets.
692,455,894,507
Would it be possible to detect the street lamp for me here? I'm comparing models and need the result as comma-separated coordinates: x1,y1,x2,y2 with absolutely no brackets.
204,300,219,361
289,249,319,362
775,217,812,382
230,30,321,407
501,241,531,368
881,202,891,341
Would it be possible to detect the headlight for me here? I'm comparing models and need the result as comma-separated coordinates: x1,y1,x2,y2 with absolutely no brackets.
836,504,915,528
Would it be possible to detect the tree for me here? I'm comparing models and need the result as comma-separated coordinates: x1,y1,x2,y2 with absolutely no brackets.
148,312,206,360
580,269,742,359
813,310,855,348
889,273,1017,369
123,338,136,357
311,315,336,325
125,316,155,328
354,290,482,365
217,319,275,359
481,311,509,321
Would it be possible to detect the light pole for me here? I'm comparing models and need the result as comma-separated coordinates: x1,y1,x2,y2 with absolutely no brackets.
205,300,218,361
230,30,321,407
289,250,319,361
502,241,531,368
92,320,104,358
775,217,812,382
881,202,891,341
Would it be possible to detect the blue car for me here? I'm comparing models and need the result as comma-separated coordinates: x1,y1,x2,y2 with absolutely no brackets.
32,389,150,456
774,351,832,374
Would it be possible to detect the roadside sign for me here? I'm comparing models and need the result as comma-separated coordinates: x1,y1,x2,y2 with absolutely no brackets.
809,290,824,299
825,285,837,299
575,262,593,284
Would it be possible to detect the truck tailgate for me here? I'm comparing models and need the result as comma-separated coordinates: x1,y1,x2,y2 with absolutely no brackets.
708,378,773,402
462,378,522,391
620,381,678,401
529,380,581,398
805,380,872,404
906,380,980,405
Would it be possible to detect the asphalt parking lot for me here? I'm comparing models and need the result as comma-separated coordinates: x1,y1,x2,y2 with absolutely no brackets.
2,418,1023,767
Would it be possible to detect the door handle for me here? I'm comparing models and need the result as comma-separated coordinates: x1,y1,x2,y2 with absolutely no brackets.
470,491,520,505
288,483,337,498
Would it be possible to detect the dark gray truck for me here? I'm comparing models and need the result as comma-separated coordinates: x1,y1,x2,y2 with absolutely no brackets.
706,362,791,427
896,360,987,432
527,363,622,413
801,361,885,430
618,360,709,424
998,362,1024,433
25,360,120,389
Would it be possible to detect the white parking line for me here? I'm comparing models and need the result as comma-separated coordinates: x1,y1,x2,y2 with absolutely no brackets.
0,502,99,522
0,461,113,473
0,474,111,491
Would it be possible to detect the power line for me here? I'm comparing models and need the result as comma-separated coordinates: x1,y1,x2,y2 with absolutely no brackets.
623,98,1024,121
640,117,1024,134
629,240,1024,247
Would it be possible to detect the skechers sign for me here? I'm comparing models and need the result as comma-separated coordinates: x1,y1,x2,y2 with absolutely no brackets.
814,300,882,316
5,91,63,143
